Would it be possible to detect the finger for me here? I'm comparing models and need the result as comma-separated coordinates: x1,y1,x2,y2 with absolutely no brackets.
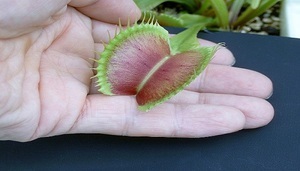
92,20,121,43
69,0,141,25
199,39,235,66
69,94,246,138
89,62,273,99
168,90,274,129
187,64,273,99
171,34,235,66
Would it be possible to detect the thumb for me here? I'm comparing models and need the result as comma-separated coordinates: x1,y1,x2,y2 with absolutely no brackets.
69,0,141,25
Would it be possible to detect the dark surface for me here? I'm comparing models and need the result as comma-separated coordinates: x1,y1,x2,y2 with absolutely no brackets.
1,28,300,170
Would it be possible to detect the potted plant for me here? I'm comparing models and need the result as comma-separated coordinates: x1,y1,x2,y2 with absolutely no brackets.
133,0,281,35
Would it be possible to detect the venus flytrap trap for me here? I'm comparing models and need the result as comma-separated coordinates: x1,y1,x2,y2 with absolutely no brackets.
95,18,219,111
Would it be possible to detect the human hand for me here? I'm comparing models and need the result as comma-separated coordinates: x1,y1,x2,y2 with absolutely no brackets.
0,0,273,142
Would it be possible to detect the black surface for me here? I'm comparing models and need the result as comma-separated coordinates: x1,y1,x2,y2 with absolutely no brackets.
1,28,300,170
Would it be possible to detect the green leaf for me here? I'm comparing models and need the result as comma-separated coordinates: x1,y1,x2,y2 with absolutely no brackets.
233,0,280,27
156,13,184,27
133,0,198,11
247,0,261,9
229,0,245,24
134,0,167,10
179,13,214,28
141,11,184,27
169,24,203,55
207,0,229,28
141,10,214,28
196,0,211,14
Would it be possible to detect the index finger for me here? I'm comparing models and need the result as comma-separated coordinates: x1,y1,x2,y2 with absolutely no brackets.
69,0,141,25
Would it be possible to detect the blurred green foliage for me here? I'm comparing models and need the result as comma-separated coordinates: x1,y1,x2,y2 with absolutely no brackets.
134,0,280,30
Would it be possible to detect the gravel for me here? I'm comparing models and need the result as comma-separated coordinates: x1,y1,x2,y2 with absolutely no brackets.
239,2,281,36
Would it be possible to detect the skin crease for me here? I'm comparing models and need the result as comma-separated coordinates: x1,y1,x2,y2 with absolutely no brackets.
0,0,274,142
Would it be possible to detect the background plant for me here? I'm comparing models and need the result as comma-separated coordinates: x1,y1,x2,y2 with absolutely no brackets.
134,0,280,30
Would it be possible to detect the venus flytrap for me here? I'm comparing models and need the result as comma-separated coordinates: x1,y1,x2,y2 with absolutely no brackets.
95,18,218,111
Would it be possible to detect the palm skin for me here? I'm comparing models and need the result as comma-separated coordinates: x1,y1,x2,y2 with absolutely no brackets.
0,3,97,141
0,0,274,142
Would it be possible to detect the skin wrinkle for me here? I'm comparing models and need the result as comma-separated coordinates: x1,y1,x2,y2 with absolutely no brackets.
122,97,135,136
0,84,8,111
172,105,181,137
70,97,89,134
126,99,142,136
195,65,209,93
199,107,236,136
20,37,44,141
39,74,67,137
31,29,70,138
47,89,68,136
68,0,99,8
53,97,82,136
198,106,243,137
0,1,70,39
0,110,25,139
0,41,12,62
69,95,131,135
197,92,207,105
0,42,23,81
0,88,32,139
46,51,91,89
173,91,273,129
68,95,97,135
0,88,17,122
242,98,274,128
0,42,27,119
39,52,92,136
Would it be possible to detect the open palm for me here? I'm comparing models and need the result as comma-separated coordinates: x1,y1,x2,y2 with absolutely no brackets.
0,0,274,142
